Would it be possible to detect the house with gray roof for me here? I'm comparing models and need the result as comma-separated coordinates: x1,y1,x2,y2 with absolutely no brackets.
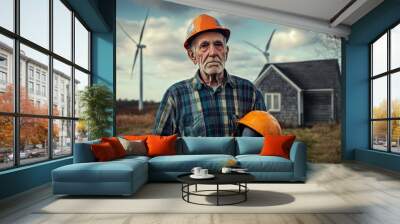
254,59,341,127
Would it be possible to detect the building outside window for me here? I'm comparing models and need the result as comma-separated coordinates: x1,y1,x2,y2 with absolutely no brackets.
265,93,281,112
370,23,400,154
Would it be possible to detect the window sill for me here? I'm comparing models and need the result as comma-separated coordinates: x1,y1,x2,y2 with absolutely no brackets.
0,156,72,175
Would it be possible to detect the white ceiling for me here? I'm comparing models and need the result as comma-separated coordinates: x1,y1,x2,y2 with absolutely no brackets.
166,0,384,38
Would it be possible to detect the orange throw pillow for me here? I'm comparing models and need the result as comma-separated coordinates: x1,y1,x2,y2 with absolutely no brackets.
260,135,296,159
146,134,177,157
91,142,117,161
124,135,148,141
101,137,127,158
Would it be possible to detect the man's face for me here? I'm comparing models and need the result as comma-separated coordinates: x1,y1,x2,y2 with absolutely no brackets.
188,32,229,76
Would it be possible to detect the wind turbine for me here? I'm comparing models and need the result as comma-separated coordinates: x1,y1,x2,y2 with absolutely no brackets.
117,10,149,111
244,29,276,63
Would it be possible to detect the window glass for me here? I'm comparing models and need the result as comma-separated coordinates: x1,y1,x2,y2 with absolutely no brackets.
372,33,387,76
391,72,400,118
391,24,400,70
53,119,72,157
273,94,280,110
0,0,14,31
19,117,49,165
265,94,272,111
74,69,89,118
20,44,49,115
53,59,72,117
75,120,88,143
20,0,49,49
372,121,388,151
0,35,14,113
0,116,13,170
74,18,89,70
372,77,387,119
53,0,72,60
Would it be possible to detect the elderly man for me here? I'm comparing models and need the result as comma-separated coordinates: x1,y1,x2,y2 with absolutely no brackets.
153,14,266,136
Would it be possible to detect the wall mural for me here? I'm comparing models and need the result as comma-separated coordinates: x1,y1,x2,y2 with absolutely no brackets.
116,0,342,162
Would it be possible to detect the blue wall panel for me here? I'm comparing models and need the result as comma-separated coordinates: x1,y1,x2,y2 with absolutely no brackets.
345,0,400,171
0,158,72,199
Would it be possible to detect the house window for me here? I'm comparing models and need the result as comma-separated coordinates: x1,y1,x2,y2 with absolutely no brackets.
0,54,7,87
265,93,281,112
42,85,46,97
36,83,40,95
0,54,7,67
370,23,400,154
41,73,46,83
28,66,34,80
28,81,34,94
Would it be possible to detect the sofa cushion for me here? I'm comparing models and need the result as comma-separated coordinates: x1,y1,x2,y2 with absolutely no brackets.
235,137,263,155
118,137,147,156
91,142,118,161
147,134,177,157
101,137,127,158
148,154,235,172
236,155,293,172
260,135,296,159
53,158,147,183
178,137,235,155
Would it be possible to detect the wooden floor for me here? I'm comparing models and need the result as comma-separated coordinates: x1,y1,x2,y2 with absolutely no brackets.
1,162,400,224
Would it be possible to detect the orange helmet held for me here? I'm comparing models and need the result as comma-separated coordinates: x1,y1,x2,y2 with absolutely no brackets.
238,110,282,137
184,14,230,49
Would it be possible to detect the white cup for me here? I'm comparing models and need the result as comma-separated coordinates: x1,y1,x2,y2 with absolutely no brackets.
200,169,208,176
221,167,232,174
191,167,202,176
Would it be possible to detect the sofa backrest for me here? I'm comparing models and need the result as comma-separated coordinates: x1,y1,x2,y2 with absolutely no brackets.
235,137,264,155
73,139,100,163
177,137,235,155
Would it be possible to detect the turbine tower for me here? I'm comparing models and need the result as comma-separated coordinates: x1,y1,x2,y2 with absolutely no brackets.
244,29,276,63
117,11,149,111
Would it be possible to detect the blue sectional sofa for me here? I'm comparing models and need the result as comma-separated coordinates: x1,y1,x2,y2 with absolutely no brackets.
52,137,307,196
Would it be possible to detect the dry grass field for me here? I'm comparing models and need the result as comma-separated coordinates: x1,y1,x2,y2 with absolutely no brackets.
284,123,341,163
116,100,341,163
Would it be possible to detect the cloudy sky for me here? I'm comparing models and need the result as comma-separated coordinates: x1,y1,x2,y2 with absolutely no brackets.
116,0,341,101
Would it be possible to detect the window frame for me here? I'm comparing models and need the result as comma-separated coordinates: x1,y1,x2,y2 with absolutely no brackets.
0,0,92,171
369,21,400,154
265,92,281,112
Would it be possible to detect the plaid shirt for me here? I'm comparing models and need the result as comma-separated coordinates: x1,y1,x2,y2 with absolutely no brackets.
153,70,266,136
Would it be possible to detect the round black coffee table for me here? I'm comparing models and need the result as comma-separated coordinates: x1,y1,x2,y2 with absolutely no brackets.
177,172,255,206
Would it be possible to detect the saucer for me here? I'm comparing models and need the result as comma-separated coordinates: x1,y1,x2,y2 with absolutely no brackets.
190,174,215,179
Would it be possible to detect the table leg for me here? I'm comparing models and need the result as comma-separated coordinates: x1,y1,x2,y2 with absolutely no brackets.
195,184,197,192
245,183,247,201
217,184,219,206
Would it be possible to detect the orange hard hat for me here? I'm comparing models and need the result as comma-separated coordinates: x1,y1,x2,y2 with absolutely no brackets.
238,110,282,137
184,14,230,49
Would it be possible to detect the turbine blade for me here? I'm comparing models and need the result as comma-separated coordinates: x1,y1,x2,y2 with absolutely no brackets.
138,9,149,45
265,29,276,52
243,40,265,54
130,48,140,79
117,21,138,45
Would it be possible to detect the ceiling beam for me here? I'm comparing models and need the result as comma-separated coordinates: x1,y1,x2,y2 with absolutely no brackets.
166,0,351,38
330,0,368,27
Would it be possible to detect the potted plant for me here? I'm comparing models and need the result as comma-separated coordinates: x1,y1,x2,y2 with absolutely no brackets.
79,84,114,140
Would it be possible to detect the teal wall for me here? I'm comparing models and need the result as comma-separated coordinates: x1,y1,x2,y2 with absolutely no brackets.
0,0,116,200
344,0,400,171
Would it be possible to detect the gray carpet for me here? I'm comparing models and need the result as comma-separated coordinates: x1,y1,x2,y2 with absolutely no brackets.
38,183,361,214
